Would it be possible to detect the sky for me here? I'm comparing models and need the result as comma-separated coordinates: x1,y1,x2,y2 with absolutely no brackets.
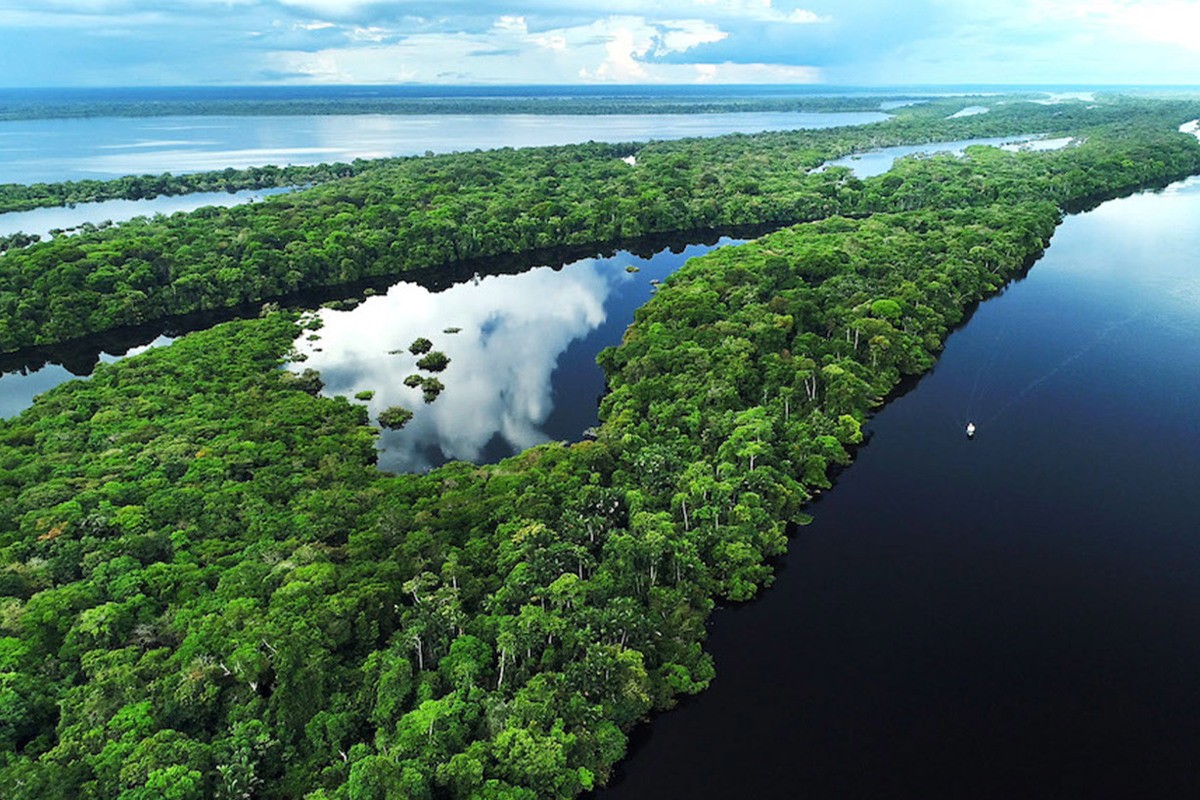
1,0,1199,87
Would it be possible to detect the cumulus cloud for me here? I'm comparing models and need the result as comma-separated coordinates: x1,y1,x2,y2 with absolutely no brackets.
265,14,750,85
347,26,391,43
655,18,728,54
532,33,568,51
493,14,528,34
589,27,650,80
2,0,1199,86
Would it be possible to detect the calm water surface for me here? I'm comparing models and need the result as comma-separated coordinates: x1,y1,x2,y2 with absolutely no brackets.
289,240,740,472
822,135,1072,179
0,187,292,239
0,335,172,419
948,105,991,118
0,111,887,184
597,178,1200,798
0,239,739,425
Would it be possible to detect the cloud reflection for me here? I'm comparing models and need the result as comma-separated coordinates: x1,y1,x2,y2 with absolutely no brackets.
291,260,621,472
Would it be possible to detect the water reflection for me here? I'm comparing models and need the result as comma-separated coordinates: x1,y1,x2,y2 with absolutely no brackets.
0,335,172,418
595,177,1200,800
0,187,293,239
0,111,889,185
290,241,738,473
819,134,1072,178
948,105,990,118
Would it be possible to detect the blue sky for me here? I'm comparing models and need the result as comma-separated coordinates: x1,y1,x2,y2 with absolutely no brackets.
1,0,1199,87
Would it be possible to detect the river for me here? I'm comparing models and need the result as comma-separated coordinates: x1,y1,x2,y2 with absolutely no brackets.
0,110,888,185
0,187,294,239
820,134,1074,179
595,177,1200,798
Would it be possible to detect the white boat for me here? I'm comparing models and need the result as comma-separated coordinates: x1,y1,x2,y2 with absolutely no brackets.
966,422,976,438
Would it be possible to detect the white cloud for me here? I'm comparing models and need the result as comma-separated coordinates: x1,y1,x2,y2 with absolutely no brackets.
8,0,1200,87
595,26,650,80
347,25,389,42
788,8,825,23
493,14,528,34
655,18,728,54
533,33,568,51
1093,0,1200,51
263,12,823,85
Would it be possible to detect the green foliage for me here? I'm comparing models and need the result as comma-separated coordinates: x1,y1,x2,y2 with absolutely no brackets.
0,162,363,214
420,378,445,403
1,95,1196,354
0,231,41,254
1,97,1198,799
377,406,414,430
416,351,450,372
408,338,433,355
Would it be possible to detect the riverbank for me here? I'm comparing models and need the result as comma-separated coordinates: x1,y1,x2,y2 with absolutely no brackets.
597,171,1200,800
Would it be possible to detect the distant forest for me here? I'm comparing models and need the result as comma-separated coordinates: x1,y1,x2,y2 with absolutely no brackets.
0,90,906,121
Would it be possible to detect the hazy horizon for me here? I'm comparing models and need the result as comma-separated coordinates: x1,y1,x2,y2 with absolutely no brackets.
2,2,1199,89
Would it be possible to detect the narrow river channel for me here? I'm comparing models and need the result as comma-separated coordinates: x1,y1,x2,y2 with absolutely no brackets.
597,177,1200,799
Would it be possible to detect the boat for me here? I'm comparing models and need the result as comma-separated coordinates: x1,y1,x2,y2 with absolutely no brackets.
966,422,976,438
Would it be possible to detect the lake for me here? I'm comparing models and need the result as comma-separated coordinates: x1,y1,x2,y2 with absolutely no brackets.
0,111,888,185
288,238,742,473
595,178,1200,798
820,134,1074,178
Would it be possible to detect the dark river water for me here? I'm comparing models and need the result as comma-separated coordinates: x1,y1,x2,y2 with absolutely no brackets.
595,177,1200,798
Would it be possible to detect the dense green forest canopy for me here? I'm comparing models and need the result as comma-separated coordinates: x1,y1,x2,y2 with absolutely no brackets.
1,96,1199,799
1,96,1198,355
0,94,1173,215
0,163,368,216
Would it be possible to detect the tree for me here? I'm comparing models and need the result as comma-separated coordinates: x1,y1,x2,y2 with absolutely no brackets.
417,351,451,372
378,406,414,430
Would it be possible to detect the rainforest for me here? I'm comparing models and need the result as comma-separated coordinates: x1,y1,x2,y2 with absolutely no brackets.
2,93,1200,799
